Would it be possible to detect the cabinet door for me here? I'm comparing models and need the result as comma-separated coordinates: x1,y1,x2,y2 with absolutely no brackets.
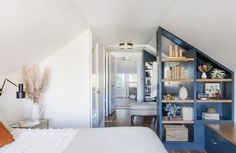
205,127,236,153
205,127,220,153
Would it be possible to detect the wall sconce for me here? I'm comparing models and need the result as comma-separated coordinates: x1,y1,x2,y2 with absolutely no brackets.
0,79,25,99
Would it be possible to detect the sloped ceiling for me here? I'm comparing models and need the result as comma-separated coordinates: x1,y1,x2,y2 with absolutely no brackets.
162,0,236,71
73,0,176,46
0,0,88,74
1,0,236,73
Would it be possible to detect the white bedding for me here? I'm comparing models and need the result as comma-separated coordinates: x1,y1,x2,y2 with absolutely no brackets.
0,129,77,153
0,127,167,153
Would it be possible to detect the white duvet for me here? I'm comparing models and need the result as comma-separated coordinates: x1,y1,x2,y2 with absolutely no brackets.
0,129,77,153
0,127,167,153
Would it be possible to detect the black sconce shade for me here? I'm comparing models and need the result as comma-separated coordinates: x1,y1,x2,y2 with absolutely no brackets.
0,79,26,99
16,84,25,99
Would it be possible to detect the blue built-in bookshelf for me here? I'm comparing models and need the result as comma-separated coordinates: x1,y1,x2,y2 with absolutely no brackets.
156,27,234,150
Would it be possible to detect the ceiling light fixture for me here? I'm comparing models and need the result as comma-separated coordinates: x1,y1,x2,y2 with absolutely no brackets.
122,57,132,60
119,43,133,49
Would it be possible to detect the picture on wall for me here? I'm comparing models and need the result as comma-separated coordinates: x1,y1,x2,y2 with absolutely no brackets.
205,83,221,98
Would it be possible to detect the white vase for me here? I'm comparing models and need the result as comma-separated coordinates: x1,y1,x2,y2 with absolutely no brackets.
201,72,207,79
31,104,42,121
179,86,188,100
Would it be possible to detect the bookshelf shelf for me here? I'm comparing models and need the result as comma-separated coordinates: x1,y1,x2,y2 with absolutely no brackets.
196,99,232,103
162,57,194,62
162,100,194,103
162,79,194,82
162,116,194,124
196,79,232,82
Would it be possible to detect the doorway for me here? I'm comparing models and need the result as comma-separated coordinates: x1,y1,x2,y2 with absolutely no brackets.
103,50,158,133
107,52,144,116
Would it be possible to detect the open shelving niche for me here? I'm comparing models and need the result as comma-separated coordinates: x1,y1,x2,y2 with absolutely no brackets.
143,50,157,102
156,27,234,150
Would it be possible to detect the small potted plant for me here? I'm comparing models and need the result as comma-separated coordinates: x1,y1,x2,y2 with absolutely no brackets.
21,65,50,121
198,63,212,79
210,68,226,79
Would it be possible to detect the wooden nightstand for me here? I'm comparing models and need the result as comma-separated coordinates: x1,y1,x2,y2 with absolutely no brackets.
11,119,48,129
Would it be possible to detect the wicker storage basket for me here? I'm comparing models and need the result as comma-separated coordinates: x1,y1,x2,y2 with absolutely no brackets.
164,125,188,141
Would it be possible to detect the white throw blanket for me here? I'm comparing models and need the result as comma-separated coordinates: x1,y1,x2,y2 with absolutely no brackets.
0,129,77,153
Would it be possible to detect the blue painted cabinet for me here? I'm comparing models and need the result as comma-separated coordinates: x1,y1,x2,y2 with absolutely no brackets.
157,26,234,150
205,127,236,153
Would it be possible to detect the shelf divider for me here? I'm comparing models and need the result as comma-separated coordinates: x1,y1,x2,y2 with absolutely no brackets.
162,57,194,62
196,79,232,82
162,100,194,103
196,99,232,103
162,116,194,124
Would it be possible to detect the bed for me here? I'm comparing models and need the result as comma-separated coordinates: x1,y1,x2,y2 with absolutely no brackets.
0,127,167,153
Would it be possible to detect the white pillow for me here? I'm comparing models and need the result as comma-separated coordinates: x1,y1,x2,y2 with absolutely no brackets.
0,112,13,132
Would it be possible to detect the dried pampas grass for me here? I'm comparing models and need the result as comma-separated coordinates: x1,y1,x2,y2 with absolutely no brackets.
21,65,50,104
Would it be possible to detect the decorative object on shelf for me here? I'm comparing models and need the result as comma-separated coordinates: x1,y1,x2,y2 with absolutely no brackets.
164,103,181,118
211,92,221,99
202,108,219,120
179,86,188,100
197,93,209,100
210,68,226,79
165,68,172,80
201,72,207,79
202,112,220,120
202,107,219,120
168,45,185,58
198,63,213,79
205,83,221,99
21,65,50,121
146,79,151,85
182,106,193,121
207,107,217,113
163,93,175,100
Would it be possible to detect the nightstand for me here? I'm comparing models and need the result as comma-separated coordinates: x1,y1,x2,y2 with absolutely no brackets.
11,119,48,129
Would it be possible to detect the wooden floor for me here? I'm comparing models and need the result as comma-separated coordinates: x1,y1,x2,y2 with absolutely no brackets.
168,151,207,153
104,108,207,153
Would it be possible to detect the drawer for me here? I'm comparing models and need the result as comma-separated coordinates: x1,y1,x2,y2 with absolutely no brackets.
205,127,236,153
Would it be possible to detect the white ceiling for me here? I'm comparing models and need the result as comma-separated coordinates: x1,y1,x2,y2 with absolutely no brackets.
0,0,88,73
74,0,176,46
1,0,236,73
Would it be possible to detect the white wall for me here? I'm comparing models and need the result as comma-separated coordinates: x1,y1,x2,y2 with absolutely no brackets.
39,29,91,128
0,75,27,124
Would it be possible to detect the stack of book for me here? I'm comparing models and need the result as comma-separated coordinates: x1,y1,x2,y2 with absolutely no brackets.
202,112,220,120
169,45,183,58
165,65,186,80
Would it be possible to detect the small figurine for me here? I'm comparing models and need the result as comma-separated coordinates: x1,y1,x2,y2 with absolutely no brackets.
163,93,175,100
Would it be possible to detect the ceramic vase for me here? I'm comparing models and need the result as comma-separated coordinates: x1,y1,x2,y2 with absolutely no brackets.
179,86,188,100
201,72,207,79
31,104,42,121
